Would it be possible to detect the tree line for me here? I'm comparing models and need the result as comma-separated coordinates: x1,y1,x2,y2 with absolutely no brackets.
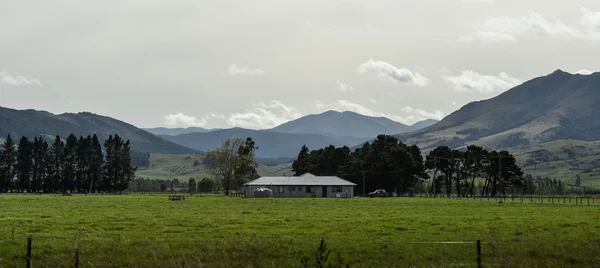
292,135,529,197
0,134,136,193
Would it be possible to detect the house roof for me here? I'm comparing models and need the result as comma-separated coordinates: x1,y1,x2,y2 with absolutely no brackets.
244,173,357,186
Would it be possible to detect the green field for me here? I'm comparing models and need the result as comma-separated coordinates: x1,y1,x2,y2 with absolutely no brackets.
1,195,599,267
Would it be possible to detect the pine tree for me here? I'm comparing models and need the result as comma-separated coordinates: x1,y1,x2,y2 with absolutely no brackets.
90,134,104,193
0,134,18,192
76,136,93,193
16,137,33,192
30,137,49,193
118,139,136,192
47,136,64,193
102,135,115,192
62,134,78,193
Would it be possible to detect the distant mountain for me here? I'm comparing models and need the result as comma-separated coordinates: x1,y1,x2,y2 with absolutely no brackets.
159,127,368,158
143,127,219,136
269,110,413,138
409,119,438,131
0,106,196,154
396,70,600,151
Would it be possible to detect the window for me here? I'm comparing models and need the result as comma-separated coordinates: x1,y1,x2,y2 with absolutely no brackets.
289,186,295,192
332,186,342,192
306,186,315,193
297,186,303,192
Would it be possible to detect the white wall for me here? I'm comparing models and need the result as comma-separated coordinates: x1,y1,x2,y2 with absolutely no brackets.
245,185,354,198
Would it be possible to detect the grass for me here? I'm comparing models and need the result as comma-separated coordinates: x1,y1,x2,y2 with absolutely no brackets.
1,195,599,267
136,153,292,181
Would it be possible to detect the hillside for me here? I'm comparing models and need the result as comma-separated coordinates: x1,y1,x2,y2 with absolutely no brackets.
270,110,413,138
143,127,219,136
409,119,439,131
0,106,196,154
136,153,292,181
159,127,367,158
396,70,600,151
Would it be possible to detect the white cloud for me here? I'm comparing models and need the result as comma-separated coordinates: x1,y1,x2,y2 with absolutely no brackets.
336,80,355,92
452,101,457,106
0,71,43,86
357,59,430,87
461,9,600,42
164,113,207,127
228,64,265,76
573,69,600,75
315,100,443,125
443,71,521,93
227,100,302,129
368,98,376,104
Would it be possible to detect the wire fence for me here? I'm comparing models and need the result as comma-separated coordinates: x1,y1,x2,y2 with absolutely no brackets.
2,235,599,268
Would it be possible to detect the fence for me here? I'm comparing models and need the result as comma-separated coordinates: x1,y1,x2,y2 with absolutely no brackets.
4,235,599,267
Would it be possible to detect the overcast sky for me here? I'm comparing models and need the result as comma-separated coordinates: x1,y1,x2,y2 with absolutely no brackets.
1,0,599,129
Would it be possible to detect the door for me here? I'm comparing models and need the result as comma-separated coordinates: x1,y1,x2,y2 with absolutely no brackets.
322,186,328,197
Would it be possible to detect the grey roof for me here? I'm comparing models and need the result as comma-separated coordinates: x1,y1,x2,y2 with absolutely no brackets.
244,173,357,186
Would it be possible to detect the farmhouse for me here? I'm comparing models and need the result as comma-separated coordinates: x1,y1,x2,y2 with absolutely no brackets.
243,173,356,198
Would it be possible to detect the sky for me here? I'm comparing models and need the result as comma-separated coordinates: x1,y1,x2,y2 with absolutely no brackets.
1,0,599,130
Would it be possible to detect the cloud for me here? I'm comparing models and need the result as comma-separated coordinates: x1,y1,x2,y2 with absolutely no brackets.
368,98,376,104
452,101,457,106
357,59,430,87
0,71,43,86
460,9,600,42
227,100,302,129
443,71,521,93
574,69,600,75
164,113,208,127
336,80,355,92
315,100,444,125
228,64,265,76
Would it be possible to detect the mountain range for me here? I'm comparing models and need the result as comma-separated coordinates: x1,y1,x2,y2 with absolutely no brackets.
396,70,600,151
0,107,196,154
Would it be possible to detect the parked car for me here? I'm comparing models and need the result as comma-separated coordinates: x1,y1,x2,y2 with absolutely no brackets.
368,189,387,198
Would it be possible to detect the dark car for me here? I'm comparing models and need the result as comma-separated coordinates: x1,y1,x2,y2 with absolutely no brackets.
368,189,387,198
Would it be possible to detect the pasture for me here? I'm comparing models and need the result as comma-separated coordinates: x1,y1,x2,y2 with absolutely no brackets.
0,195,599,267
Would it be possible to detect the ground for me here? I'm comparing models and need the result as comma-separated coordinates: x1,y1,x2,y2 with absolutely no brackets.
1,195,599,267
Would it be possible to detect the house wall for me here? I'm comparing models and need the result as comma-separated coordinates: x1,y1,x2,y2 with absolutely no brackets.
245,185,354,198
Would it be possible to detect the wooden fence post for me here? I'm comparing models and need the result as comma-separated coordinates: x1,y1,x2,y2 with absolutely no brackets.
26,236,32,268
75,246,80,268
477,240,482,268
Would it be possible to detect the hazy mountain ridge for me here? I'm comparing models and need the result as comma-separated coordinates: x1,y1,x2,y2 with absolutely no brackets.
396,70,600,151
159,127,368,158
143,127,220,136
0,106,196,154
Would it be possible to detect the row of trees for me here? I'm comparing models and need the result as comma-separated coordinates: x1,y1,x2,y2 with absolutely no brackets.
292,135,525,197
0,134,136,193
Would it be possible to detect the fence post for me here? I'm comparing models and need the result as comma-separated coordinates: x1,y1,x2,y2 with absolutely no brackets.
476,240,482,268
26,236,32,268
75,246,79,268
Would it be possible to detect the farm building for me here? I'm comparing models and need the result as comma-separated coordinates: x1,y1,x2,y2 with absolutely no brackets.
243,173,356,198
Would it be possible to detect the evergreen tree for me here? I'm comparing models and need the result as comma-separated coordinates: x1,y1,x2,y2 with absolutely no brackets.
292,145,310,176
188,178,197,194
118,140,136,192
0,134,18,192
47,136,64,193
15,137,33,192
76,136,93,193
102,135,115,192
30,137,49,193
62,134,78,192
89,135,104,193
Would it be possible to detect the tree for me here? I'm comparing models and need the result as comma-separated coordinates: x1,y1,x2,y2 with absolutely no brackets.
15,137,33,192
47,136,64,193
89,135,104,193
0,134,18,192
188,178,197,194
118,140,136,192
235,137,260,184
292,145,311,176
575,174,581,187
205,138,246,195
30,137,49,193
62,134,78,192
198,177,216,193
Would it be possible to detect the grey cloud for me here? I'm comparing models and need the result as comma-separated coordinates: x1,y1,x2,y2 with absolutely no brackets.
0,71,42,87
443,71,521,93
357,60,430,87
228,64,265,76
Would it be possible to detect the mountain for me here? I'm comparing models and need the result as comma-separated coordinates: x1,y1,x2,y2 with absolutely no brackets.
159,127,368,158
395,70,600,151
0,106,196,154
269,110,413,138
409,119,439,131
143,127,219,136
